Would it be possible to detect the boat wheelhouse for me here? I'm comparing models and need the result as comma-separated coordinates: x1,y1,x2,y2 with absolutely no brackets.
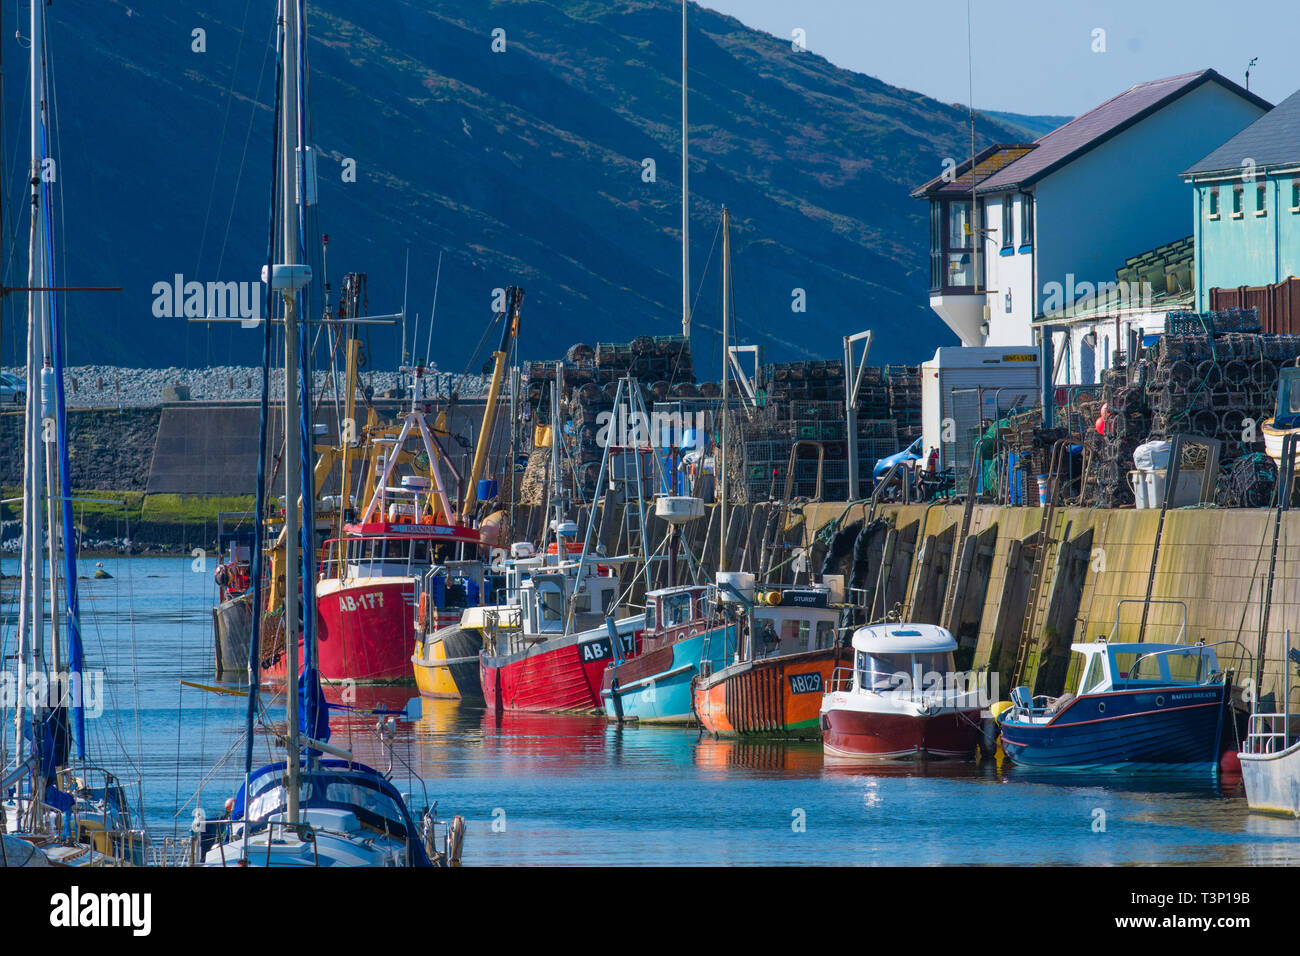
601,582,737,724
309,515,481,684
412,544,577,700
819,623,983,761
693,580,850,739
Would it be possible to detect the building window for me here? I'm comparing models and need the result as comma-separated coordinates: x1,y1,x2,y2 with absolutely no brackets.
1001,196,1014,252
1208,187,1219,219
929,201,944,291
1233,186,1244,218
1019,192,1034,249
932,200,976,291
1291,178,1300,212
1256,183,1267,216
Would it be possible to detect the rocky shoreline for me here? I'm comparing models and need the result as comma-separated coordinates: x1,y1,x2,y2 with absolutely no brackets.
1,365,487,409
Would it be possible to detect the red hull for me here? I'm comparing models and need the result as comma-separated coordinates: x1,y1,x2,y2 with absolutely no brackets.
821,707,980,760
481,631,639,713
314,578,416,684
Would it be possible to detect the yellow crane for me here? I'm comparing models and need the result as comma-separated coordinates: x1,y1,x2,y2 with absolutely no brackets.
459,286,523,524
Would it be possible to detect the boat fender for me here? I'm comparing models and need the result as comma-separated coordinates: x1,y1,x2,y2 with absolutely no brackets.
449,815,466,866
989,700,1014,723
214,565,230,588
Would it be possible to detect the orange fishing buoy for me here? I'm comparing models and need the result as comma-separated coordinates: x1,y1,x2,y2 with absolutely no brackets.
1095,401,1109,436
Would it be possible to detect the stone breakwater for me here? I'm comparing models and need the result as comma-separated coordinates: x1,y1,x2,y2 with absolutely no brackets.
1,366,487,409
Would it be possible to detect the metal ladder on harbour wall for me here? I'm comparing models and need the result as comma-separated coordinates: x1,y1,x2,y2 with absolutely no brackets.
1010,439,1074,689
1253,432,1298,690
938,465,980,628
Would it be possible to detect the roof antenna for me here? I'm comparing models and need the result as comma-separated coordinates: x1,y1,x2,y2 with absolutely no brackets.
967,0,981,293
1245,57,1258,91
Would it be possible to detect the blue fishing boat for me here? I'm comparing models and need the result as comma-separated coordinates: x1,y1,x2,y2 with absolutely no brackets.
600,583,737,724
998,638,1234,770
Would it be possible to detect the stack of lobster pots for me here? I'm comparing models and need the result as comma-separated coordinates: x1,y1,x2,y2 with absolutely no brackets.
1080,369,1151,508
887,364,922,446
1071,308,1300,507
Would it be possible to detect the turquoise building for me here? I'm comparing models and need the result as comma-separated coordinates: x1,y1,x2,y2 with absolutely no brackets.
1185,89,1300,310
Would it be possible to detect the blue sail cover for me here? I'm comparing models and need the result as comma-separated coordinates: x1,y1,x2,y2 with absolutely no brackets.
298,666,331,749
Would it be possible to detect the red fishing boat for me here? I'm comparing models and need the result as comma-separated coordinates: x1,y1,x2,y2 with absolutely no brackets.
312,519,482,683
480,557,644,713
273,390,484,684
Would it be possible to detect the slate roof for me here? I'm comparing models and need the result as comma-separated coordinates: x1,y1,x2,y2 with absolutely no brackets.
910,144,1035,198
973,70,1270,194
1184,87,1300,176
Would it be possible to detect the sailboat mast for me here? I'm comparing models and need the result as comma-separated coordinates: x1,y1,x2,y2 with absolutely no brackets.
32,8,62,676
680,0,689,344
719,207,729,573
14,0,48,799
281,0,302,825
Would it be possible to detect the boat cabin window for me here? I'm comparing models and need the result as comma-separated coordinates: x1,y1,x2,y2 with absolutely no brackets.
645,600,658,632
661,592,694,627
1081,653,1106,693
781,619,810,651
856,651,897,691
856,650,956,691
1162,648,1217,683
319,779,410,838
538,582,565,622
594,582,616,616
756,612,839,656
1125,646,1219,684
1277,367,1300,430
342,536,431,577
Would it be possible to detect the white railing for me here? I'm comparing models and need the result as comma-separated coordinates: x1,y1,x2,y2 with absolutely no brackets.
1244,713,1296,756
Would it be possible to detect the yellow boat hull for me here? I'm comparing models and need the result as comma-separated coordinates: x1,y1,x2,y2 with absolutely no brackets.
413,639,465,699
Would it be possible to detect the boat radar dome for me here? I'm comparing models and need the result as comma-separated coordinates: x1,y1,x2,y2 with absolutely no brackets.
261,262,313,291
552,520,579,538
511,542,536,558
655,496,704,525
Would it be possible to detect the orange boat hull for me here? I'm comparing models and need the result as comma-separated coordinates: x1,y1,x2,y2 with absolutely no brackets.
693,647,849,738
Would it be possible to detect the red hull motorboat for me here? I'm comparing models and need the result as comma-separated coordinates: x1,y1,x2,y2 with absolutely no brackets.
819,623,984,761
820,708,979,760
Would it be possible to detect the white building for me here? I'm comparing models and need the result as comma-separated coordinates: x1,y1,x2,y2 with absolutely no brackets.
912,70,1270,369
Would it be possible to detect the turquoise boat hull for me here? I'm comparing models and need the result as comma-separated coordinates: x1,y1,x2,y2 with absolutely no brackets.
602,624,736,724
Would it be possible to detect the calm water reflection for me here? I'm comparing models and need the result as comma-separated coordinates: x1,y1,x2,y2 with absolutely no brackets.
3,556,1298,865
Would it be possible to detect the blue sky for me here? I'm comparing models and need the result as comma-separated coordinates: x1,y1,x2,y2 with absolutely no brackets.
699,1,1294,116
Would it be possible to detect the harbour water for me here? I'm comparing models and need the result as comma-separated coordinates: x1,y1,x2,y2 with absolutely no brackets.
4,555,1300,866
